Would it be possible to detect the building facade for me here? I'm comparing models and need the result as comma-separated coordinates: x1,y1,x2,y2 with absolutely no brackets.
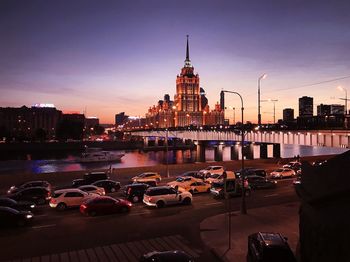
283,108,294,122
299,96,313,117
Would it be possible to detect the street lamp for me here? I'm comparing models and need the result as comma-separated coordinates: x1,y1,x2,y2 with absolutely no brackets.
222,90,246,215
337,86,348,115
261,99,278,124
258,74,267,127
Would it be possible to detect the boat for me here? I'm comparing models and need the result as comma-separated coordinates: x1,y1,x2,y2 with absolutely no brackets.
77,148,124,163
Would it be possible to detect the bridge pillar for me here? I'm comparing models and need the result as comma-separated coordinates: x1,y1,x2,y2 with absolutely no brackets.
243,142,254,160
196,141,206,162
230,145,239,160
144,137,149,147
273,144,281,158
155,137,159,146
260,143,268,159
214,144,223,162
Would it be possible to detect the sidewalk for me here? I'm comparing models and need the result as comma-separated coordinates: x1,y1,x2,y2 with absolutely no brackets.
200,202,299,262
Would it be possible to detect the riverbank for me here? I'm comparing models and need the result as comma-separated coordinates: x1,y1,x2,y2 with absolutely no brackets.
0,154,334,194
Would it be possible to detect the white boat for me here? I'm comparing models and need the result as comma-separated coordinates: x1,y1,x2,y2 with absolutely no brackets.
77,148,124,163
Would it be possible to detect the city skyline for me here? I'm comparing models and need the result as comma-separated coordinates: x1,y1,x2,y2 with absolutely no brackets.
2,1,350,123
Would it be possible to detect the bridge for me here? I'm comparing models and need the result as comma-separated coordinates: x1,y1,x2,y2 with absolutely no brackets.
131,129,350,161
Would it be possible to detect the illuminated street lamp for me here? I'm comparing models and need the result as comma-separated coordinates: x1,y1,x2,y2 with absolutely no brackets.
337,86,348,115
258,73,267,127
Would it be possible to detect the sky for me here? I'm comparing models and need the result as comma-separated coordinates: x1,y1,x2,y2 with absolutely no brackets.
1,0,350,124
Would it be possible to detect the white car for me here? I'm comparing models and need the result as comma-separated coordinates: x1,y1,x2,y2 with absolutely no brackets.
143,186,192,208
131,172,162,183
167,176,202,190
78,185,105,196
270,168,296,179
198,166,224,179
205,173,224,184
49,189,99,211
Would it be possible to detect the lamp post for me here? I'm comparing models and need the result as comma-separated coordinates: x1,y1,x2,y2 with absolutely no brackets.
164,119,169,178
337,86,348,115
261,99,278,124
222,90,246,214
258,74,267,127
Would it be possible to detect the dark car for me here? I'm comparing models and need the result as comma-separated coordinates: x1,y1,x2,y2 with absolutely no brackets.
124,183,150,203
247,232,296,262
7,180,51,194
140,250,194,262
247,175,277,190
0,206,34,227
210,179,250,199
7,187,51,205
92,180,121,193
80,196,132,216
0,197,36,211
180,171,204,180
72,171,109,187
236,168,267,178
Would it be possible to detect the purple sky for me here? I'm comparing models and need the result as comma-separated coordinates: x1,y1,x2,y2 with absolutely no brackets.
1,0,350,123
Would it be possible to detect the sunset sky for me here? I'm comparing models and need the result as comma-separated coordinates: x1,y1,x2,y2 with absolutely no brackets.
1,0,350,124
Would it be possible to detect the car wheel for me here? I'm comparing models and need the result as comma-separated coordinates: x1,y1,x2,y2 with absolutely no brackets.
189,190,194,194
206,188,210,193
121,206,129,213
110,187,116,193
183,197,192,205
156,200,165,208
132,195,139,203
89,211,97,217
56,203,67,211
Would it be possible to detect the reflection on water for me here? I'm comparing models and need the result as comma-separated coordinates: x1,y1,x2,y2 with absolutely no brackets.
0,145,348,174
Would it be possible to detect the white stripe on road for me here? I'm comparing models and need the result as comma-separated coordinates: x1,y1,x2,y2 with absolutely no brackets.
264,194,279,197
34,214,48,218
204,202,223,206
32,224,56,229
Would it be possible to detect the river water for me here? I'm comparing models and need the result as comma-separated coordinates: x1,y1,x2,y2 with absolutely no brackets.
0,144,347,174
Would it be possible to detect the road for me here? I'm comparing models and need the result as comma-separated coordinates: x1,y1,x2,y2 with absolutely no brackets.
0,175,299,261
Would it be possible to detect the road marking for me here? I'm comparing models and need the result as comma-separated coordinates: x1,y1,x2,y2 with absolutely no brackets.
204,202,223,206
130,212,150,216
264,194,279,197
32,224,56,229
34,214,48,217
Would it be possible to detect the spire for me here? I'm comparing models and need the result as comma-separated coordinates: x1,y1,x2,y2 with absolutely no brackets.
184,35,192,67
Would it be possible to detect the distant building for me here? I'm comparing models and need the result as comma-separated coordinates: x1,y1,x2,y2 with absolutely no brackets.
62,113,85,124
200,87,208,110
283,108,294,122
220,90,225,111
85,117,99,129
0,105,62,139
317,104,331,116
299,96,313,117
115,112,128,126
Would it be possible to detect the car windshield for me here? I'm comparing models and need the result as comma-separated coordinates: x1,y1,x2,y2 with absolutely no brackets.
176,177,184,182
209,174,220,179
205,167,212,170
275,169,284,172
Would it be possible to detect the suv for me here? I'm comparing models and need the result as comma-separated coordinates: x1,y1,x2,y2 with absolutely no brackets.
49,188,98,211
7,180,51,194
7,187,51,205
198,166,224,179
124,183,150,203
143,186,192,208
247,232,296,262
235,168,267,178
247,175,277,190
72,171,109,187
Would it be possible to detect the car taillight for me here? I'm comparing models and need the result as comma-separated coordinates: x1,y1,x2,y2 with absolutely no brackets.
50,199,56,204
81,204,87,209
128,188,131,194
148,197,152,202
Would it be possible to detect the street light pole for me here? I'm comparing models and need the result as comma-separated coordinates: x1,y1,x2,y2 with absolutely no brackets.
164,119,169,178
258,74,267,127
338,86,348,115
222,90,246,214
261,99,278,124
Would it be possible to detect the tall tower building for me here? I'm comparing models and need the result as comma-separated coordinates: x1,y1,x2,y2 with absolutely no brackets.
174,36,203,126
299,96,313,117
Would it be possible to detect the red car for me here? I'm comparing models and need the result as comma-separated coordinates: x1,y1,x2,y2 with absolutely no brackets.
80,196,132,216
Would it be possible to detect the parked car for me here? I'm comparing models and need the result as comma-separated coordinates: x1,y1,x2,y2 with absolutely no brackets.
188,181,211,194
49,188,99,211
0,197,36,211
92,180,121,193
283,161,301,171
312,159,327,166
140,250,194,262
80,196,132,216
234,167,255,178
143,186,192,208
72,171,109,187
131,172,161,183
0,206,34,227
205,173,224,184
198,166,224,179
210,179,250,199
78,185,105,196
247,175,277,190
293,176,301,186
167,176,201,190
270,168,296,179
247,232,296,262
7,180,51,194
124,183,150,203
7,187,51,205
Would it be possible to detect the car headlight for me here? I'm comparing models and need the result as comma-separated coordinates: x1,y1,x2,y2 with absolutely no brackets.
26,214,33,219
30,204,35,208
